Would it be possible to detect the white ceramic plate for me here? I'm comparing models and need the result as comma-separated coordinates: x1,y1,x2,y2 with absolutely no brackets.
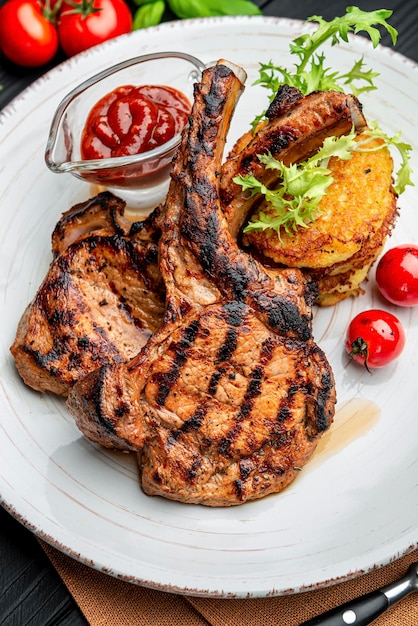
1,16,417,598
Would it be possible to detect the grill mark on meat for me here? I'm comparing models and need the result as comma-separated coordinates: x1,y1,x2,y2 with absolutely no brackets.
187,457,203,483
208,366,226,395
239,458,254,481
264,124,299,154
203,63,237,117
218,336,276,457
181,406,207,433
84,367,122,434
207,302,247,395
215,301,246,363
143,244,159,267
257,292,311,341
61,235,159,335
265,84,304,119
277,405,292,424
234,478,245,500
72,364,145,450
239,155,256,177
316,369,335,432
240,365,263,417
152,319,200,406
235,457,257,500
222,301,247,326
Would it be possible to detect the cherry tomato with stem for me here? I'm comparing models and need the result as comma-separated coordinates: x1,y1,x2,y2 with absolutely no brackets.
345,309,406,371
57,0,132,58
0,0,59,67
376,244,418,307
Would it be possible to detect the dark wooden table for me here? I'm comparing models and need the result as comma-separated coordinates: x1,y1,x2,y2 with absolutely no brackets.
0,1,416,623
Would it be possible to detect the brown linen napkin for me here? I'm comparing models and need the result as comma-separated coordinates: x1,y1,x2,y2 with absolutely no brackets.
40,540,417,625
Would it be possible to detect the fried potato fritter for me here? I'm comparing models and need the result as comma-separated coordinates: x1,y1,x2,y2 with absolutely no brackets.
243,135,398,305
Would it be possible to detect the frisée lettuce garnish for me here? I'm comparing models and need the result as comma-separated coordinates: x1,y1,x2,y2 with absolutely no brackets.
235,126,413,239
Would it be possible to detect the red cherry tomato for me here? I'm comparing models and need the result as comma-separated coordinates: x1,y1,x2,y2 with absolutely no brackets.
57,0,132,58
0,0,59,67
345,309,406,370
376,244,418,307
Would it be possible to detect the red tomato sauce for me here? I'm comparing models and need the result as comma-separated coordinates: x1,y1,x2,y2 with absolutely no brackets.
81,84,191,160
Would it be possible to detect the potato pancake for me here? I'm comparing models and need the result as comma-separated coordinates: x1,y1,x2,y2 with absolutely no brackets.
243,135,398,305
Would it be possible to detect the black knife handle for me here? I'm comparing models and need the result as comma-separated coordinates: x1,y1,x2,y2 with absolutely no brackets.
299,590,389,626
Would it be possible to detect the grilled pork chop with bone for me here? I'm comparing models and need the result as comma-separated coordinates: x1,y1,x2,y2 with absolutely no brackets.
10,192,165,396
66,61,336,506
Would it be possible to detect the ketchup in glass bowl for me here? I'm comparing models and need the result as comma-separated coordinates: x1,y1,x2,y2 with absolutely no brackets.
80,85,191,161
45,52,205,215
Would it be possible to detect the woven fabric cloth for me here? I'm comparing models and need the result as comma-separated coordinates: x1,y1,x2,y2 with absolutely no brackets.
41,541,418,625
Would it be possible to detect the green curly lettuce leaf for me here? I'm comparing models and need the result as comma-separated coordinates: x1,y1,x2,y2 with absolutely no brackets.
235,125,413,239
253,6,398,121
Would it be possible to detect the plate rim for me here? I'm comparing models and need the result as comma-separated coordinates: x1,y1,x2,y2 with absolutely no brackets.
1,14,417,598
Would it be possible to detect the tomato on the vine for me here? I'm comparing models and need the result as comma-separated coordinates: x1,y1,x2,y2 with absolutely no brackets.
57,0,132,58
345,309,406,370
376,244,418,307
0,0,59,67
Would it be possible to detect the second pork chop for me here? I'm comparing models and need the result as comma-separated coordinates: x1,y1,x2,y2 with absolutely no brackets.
10,192,165,395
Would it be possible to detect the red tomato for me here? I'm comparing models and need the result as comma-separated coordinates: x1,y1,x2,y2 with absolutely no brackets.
376,244,418,307
0,0,58,67
345,309,406,370
57,0,132,58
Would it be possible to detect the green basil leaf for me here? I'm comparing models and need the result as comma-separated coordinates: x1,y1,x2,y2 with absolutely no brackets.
167,0,261,19
167,0,214,18
208,0,262,15
132,0,159,6
133,0,165,29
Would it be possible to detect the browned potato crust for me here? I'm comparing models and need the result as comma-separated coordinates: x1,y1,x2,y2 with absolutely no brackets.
243,136,398,305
